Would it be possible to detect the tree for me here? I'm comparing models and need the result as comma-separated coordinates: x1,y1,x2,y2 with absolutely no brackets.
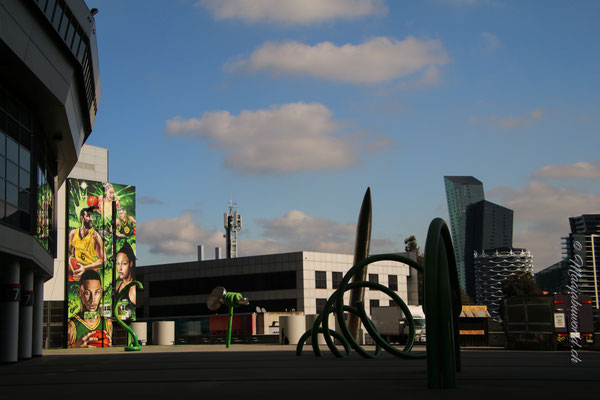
404,235,425,304
501,271,540,297
404,235,419,253
498,271,540,324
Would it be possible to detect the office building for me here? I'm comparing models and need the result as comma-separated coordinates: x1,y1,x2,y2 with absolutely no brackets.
464,200,513,298
562,214,600,309
443,176,485,289
136,251,420,321
0,0,100,362
474,247,534,321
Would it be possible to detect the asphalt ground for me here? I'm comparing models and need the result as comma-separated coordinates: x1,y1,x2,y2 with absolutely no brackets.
1,345,598,399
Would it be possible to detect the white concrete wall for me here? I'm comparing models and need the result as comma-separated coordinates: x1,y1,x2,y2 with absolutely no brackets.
299,252,413,315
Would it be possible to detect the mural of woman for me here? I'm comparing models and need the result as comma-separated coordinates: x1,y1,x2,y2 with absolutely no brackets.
98,182,120,220
115,241,136,306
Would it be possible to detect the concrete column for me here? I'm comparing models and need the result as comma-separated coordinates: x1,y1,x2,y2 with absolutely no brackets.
32,276,44,356
18,268,34,360
0,260,20,363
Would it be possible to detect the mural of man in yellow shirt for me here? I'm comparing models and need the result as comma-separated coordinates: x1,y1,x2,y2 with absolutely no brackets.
68,208,106,281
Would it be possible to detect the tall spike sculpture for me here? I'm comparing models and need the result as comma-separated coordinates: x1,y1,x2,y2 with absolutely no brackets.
347,188,372,342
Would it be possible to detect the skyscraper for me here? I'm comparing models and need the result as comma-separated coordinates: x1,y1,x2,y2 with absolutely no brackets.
444,176,485,289
563,214,600,309
464,200,513,298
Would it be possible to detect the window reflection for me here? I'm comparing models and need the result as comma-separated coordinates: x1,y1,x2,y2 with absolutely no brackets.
6,183,18,206
20,147,30,170
45,0,56,17
52,3,63,29
6,161,17,185
6,137,17,163
20,168,29,190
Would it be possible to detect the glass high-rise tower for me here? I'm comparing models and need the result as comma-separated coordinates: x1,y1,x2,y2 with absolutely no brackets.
464,200,513,298
444,176,485,289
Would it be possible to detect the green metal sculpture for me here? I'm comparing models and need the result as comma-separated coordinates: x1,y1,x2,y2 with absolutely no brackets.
207,286,249,348
112,281,144,351
297,188,462,389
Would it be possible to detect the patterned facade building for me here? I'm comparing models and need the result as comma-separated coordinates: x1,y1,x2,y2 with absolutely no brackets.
474,248,533,321
464,200,513,298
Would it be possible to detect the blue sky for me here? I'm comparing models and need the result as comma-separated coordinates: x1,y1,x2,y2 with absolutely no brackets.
87,0,600,271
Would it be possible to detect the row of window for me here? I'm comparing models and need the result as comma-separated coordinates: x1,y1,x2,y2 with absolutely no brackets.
35,0,88,63
315,298,386,314
144,298,298,319
0,86,56,254
149,271,298,297
0,110,32,230
34,0,97,114
314,271,398,291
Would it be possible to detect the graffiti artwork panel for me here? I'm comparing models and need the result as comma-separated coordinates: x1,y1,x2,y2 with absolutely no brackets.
66,178,136,348
35,182,52,251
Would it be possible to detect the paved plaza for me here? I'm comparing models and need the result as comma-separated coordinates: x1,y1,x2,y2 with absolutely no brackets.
1,345,598,398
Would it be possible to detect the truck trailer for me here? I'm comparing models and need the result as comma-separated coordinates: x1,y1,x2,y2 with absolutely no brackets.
371,305,426,344
504,294,594,350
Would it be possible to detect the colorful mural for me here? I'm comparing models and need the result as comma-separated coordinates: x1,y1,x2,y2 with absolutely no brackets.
66,178,136,348
35,182,52,252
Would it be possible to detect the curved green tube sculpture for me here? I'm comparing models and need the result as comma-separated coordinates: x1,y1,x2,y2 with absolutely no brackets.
297,217,461,389
113,281,144,351
223,291,248,348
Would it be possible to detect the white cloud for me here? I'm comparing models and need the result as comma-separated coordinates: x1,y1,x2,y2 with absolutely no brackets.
226,37,450,85
197,0,388,24
530,108,543,119
256,210,397,254
487,181,600,270
138,196,165,205
138,210,400,259
440,0,502,5
470,108,544,129
481,32,501,52
258,210,355,253
137,213,282,257
237,238,282,256
532,161,600,179
165,102,389,174
137,213,223,256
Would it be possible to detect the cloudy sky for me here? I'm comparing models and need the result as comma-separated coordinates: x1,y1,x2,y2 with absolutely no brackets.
89,0,600,271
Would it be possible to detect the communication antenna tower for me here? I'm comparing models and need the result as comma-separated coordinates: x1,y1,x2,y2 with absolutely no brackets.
224,199,242,258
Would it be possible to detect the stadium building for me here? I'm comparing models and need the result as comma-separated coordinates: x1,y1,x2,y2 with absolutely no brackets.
0,0,100,362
